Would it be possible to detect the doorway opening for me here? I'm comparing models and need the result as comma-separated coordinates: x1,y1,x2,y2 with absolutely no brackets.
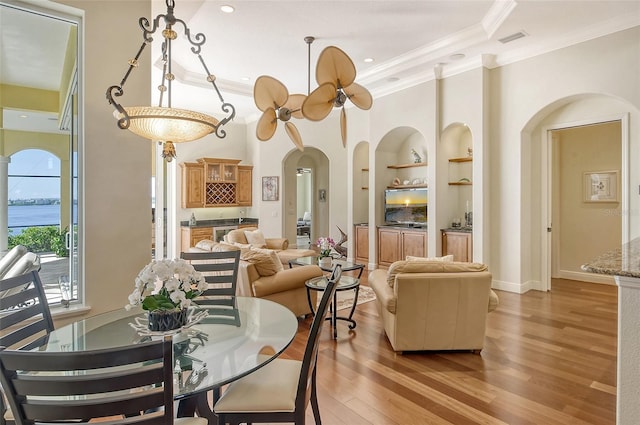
296,168,312,248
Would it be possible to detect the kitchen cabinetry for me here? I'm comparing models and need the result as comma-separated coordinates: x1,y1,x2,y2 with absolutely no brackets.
237,166,253,206
377,226,427,267
441,229,472,262
180,158,252,208
180,162,205,208
354,225,369,264
181,226,213,252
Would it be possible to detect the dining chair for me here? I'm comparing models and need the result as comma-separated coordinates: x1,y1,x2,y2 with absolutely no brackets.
0,270,56,425
180,250,241,305
213,264,342,425
0,270,54,351
0,335,207,425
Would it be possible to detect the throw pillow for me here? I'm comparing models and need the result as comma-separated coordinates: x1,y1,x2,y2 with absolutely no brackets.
240,248,282,276
194,239,216,251
251,247,284,273
244,229,267,248
406,254,454,262
212,242,242,252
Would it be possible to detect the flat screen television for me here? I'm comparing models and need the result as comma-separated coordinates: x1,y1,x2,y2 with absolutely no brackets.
384,188,428,225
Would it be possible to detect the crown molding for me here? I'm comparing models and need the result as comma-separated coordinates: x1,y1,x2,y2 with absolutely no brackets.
481,0,518,38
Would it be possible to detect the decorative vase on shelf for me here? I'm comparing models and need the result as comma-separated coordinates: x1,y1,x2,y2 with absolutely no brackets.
147,308,188,332
319,257,332,268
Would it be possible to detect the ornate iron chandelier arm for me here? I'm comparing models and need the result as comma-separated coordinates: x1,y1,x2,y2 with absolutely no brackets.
198,57,224,103
215,103,236,138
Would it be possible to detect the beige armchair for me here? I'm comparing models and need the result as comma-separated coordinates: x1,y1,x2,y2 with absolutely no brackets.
224,227,316,265
370,260,498,353
238,260,322,317
189,240,323,317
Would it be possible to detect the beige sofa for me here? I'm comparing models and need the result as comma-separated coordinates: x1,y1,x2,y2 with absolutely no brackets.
188,241,323,317
370,260,498,353
224,227,317,265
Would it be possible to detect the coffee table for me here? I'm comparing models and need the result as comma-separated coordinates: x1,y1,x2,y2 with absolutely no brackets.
289,256,365,278
305,274,360,339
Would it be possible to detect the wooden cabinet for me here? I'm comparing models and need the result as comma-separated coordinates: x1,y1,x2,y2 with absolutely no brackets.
180,162,205,208
180,158,252,208
377,227,427,267
354,225,369,264
441,230,472,262
237,165,253,206
181,226,213,252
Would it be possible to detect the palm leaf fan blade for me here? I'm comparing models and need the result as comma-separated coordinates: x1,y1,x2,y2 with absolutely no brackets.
340,108,347,147
256,108,277,141
254,76,289,112
344,82,373,110
301,82,336,121
284,94,306,120
315,46,356,88
285,122,304,152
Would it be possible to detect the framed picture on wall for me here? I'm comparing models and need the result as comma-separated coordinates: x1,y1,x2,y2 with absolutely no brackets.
583,170,619,202
262,176,279,201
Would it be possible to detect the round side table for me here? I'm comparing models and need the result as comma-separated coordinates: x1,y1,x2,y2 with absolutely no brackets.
305,275,360,339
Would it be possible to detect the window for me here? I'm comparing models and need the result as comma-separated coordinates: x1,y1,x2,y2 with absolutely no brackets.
1,2,81,309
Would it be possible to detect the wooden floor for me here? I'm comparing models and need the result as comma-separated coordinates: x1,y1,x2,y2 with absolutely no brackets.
277,276,618,425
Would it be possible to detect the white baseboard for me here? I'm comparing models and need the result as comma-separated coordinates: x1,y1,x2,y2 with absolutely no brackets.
491,279,536,294
558,269,615,285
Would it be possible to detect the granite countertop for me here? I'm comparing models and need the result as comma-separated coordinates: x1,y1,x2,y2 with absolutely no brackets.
179,218,258,228
441,227,473,233
581,237,640,278
378,224,427,231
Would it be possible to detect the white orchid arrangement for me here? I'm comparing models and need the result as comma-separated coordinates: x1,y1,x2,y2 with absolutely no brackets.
126,259,207,312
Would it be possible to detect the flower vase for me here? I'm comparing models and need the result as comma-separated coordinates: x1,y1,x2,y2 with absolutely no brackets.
148,308,188,332
319,257,332,268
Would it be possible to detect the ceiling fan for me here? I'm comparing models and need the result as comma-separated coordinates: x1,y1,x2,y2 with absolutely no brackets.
253,37,317,152
301,45,373,147
254,76,305,151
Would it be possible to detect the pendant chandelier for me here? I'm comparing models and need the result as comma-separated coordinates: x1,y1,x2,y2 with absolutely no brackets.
106,0,235,161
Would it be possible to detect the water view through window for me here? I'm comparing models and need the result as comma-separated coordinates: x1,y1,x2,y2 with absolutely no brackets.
8,150,62,234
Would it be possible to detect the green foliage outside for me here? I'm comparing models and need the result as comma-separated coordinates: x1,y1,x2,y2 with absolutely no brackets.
8,226,69,257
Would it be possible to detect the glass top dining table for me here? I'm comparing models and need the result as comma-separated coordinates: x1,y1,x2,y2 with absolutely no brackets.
38,296,298,421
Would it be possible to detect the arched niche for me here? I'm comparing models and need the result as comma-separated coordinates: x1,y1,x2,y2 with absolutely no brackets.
438,123,473,234
374,126,427,228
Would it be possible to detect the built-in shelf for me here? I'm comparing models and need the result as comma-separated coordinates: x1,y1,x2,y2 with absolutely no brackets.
387,184,428,189
362,168,369,171
387,162,427,169
448,157,472,163
362,187,369,190
448,181,472,186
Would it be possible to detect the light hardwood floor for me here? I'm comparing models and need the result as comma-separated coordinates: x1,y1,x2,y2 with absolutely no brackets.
278,276,617,425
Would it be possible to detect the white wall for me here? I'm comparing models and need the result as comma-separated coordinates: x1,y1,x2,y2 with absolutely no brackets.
52,0,152,319
491,26,640,292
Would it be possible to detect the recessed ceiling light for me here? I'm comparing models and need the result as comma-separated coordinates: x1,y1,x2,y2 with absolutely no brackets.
364,57,374,63
19,114,28,118
220,5,234,13
240,76,250,81
449,53,465,61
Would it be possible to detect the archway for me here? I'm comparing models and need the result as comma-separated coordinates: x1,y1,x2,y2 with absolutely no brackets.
521,94,633,291
282,147,330,247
